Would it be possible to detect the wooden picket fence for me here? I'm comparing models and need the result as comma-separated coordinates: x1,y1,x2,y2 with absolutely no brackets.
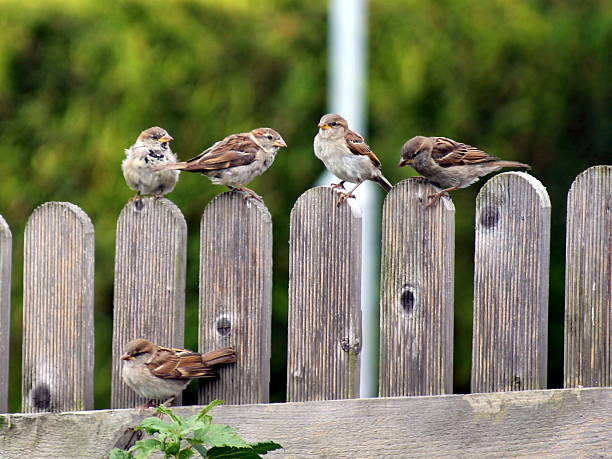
0,166,610,457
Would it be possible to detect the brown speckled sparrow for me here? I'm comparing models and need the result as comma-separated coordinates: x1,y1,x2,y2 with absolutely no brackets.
399,136,530,206
121,339,236,408
122,127,179,200
314,114,392,206
156,128,286,201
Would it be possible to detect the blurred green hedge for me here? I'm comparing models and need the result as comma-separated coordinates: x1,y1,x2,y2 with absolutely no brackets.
0,0,609,411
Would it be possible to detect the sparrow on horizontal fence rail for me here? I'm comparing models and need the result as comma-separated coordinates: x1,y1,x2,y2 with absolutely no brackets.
122,127,180,201
314,113,393,206
155,128,287,202
399,136,531,206
121,338,236,409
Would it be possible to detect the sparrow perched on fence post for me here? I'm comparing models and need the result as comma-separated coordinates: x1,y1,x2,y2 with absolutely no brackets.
122,127,180,201
399,136,531,206
155,128,286,202
313,114,393,206
121,338,236,409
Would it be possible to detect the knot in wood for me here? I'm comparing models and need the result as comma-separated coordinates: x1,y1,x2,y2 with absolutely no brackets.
400,286,416,314
340,337,361,354
216,317,231,336
31,384,51,411
480,206,499,228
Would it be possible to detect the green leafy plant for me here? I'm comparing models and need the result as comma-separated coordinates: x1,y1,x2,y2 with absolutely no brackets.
109,400,282,459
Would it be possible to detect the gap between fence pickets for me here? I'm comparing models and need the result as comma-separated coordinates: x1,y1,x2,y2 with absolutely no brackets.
0,388,610,458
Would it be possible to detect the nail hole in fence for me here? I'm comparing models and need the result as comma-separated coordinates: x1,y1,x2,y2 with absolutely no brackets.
216,317,231,336
400,286,416,314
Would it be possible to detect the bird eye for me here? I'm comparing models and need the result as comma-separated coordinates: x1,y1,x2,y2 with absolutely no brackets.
329,122,337,127
151,135,159,140
266,135,273,140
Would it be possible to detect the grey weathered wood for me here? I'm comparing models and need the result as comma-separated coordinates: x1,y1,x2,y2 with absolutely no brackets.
22,202,94,413
111,198,187,409
379,178,455,397
0,215,11,413
287,187,362,402
564,165,612,388
199,192,272,405
0,388,610,458
472,172,551,393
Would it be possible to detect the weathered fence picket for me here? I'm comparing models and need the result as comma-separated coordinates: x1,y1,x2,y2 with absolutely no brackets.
22,202,94,413
287,187,362,401
379,178,455,397
199,192,273,405
0,215,11,413
111,198,187,409
564,165,612,388
471,172,551,392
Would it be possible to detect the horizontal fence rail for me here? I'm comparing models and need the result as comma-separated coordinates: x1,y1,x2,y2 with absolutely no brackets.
0,165,609,418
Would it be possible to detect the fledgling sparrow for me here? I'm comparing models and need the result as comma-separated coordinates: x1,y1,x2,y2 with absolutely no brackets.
121,338,236,408
399,136,530,206
156,128,286,201
122,127,180,200
314,114,392,206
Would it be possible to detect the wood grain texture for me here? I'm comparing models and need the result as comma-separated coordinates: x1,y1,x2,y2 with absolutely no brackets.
21,202,94,413
472,172,551,393
111,198,187,408
199,192,272,405
287,187,362,402
0,215,11,413
0,388,610,458
379,178,455,397
564,165,612,388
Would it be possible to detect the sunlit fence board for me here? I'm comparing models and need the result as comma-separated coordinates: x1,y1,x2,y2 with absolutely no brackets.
0,215,11,413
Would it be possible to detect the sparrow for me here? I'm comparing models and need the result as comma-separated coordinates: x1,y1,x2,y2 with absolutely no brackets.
314,114,392,206
122,127,180,200
121,338,236,408
156,128,287,201
399,136,531,206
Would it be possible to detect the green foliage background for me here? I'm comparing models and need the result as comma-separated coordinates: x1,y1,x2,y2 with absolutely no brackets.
0,0,609,411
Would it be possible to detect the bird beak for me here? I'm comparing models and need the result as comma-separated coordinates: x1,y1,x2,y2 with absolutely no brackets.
120,353,132,361
159,135,174,143
273,139,287,148
318,123,331,130
398,158,412,167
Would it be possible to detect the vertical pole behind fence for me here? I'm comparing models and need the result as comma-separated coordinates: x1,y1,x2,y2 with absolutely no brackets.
379,178,455,396
287,187,362,402
22,202,94,412
0,215,11,413
565,165,611,388
472,172,551,393
111,198,187,408
199,192,273,405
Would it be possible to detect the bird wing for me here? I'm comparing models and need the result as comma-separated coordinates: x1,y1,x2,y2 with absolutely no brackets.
431,137,497,167
145,347,218,380
178,134,258,172
345,129,381,168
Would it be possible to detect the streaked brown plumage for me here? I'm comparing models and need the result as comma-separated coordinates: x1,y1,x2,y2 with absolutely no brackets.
399,136,530,206
121,338,236,407
156,128,286,201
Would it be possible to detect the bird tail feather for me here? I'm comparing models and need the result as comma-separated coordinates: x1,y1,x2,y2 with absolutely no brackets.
374,175,393,192
496,160,531,170
154,162,186,172
201,347,237,366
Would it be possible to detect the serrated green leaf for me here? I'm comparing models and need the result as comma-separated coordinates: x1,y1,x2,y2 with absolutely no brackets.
194,400,224,422
128,438,164,459
190,442,208,458
162,441,181,456
137,416,172,434
205,445,263,458
109,448,134,459
178,448,195,459
194,424,247,448
249,441,283,454
156,405,183,426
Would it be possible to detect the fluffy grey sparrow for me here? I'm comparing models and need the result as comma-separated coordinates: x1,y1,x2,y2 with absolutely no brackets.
399,136,530,206
314,114,392,205
121,338,236,408
156,128,286,201
122,127,179,200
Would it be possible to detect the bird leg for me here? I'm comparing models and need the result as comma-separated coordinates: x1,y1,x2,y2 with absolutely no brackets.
229,186,263,202
336,181,363,207
330,181,346,190
128,192,142,203
162,396,176,407
427,186,458,207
